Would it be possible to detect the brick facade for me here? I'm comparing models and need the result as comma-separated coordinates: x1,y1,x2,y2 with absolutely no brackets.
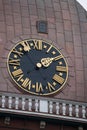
0,0,87,102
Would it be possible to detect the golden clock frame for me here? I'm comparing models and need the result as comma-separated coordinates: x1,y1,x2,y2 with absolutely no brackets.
7,38,68,96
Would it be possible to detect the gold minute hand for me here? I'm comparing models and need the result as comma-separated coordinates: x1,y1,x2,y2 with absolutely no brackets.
21,41,31,52
41,55,63,67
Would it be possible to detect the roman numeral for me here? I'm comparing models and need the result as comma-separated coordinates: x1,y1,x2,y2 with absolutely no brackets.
21,41,31,52
53,74,64,84
33,40,42,50
36,82,43,92
8,58,20,66
12,69,23,77
56,66,67,72
47,82,55,92
12,48,23,57
22,78,31,89
17,74,24,81
46,45,52,53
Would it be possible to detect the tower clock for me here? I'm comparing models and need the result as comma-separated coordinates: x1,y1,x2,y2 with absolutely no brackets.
7,39,68,95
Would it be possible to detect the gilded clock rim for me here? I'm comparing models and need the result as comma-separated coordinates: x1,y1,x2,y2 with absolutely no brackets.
7,38,68,96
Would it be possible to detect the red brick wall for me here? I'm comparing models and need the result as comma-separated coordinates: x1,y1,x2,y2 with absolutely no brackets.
0,0,87,102
0,116,78,130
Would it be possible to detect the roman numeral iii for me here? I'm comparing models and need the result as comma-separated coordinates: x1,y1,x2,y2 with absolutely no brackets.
56,66,67,72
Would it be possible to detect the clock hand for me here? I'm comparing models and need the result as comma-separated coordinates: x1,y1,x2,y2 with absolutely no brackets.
21,42,31,52
41,57,53,67
40,55,63,68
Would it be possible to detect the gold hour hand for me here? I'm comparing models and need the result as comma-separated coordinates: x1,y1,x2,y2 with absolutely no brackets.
52,55,63,61
41,57,53,67
41,55,63,67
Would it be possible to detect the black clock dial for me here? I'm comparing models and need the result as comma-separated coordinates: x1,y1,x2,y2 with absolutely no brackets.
7,39,68,95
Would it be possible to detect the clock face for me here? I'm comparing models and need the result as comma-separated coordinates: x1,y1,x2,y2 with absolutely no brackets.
7,39,68,95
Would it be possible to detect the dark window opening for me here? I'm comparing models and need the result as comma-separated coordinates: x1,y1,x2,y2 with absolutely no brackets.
36,21,48,34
